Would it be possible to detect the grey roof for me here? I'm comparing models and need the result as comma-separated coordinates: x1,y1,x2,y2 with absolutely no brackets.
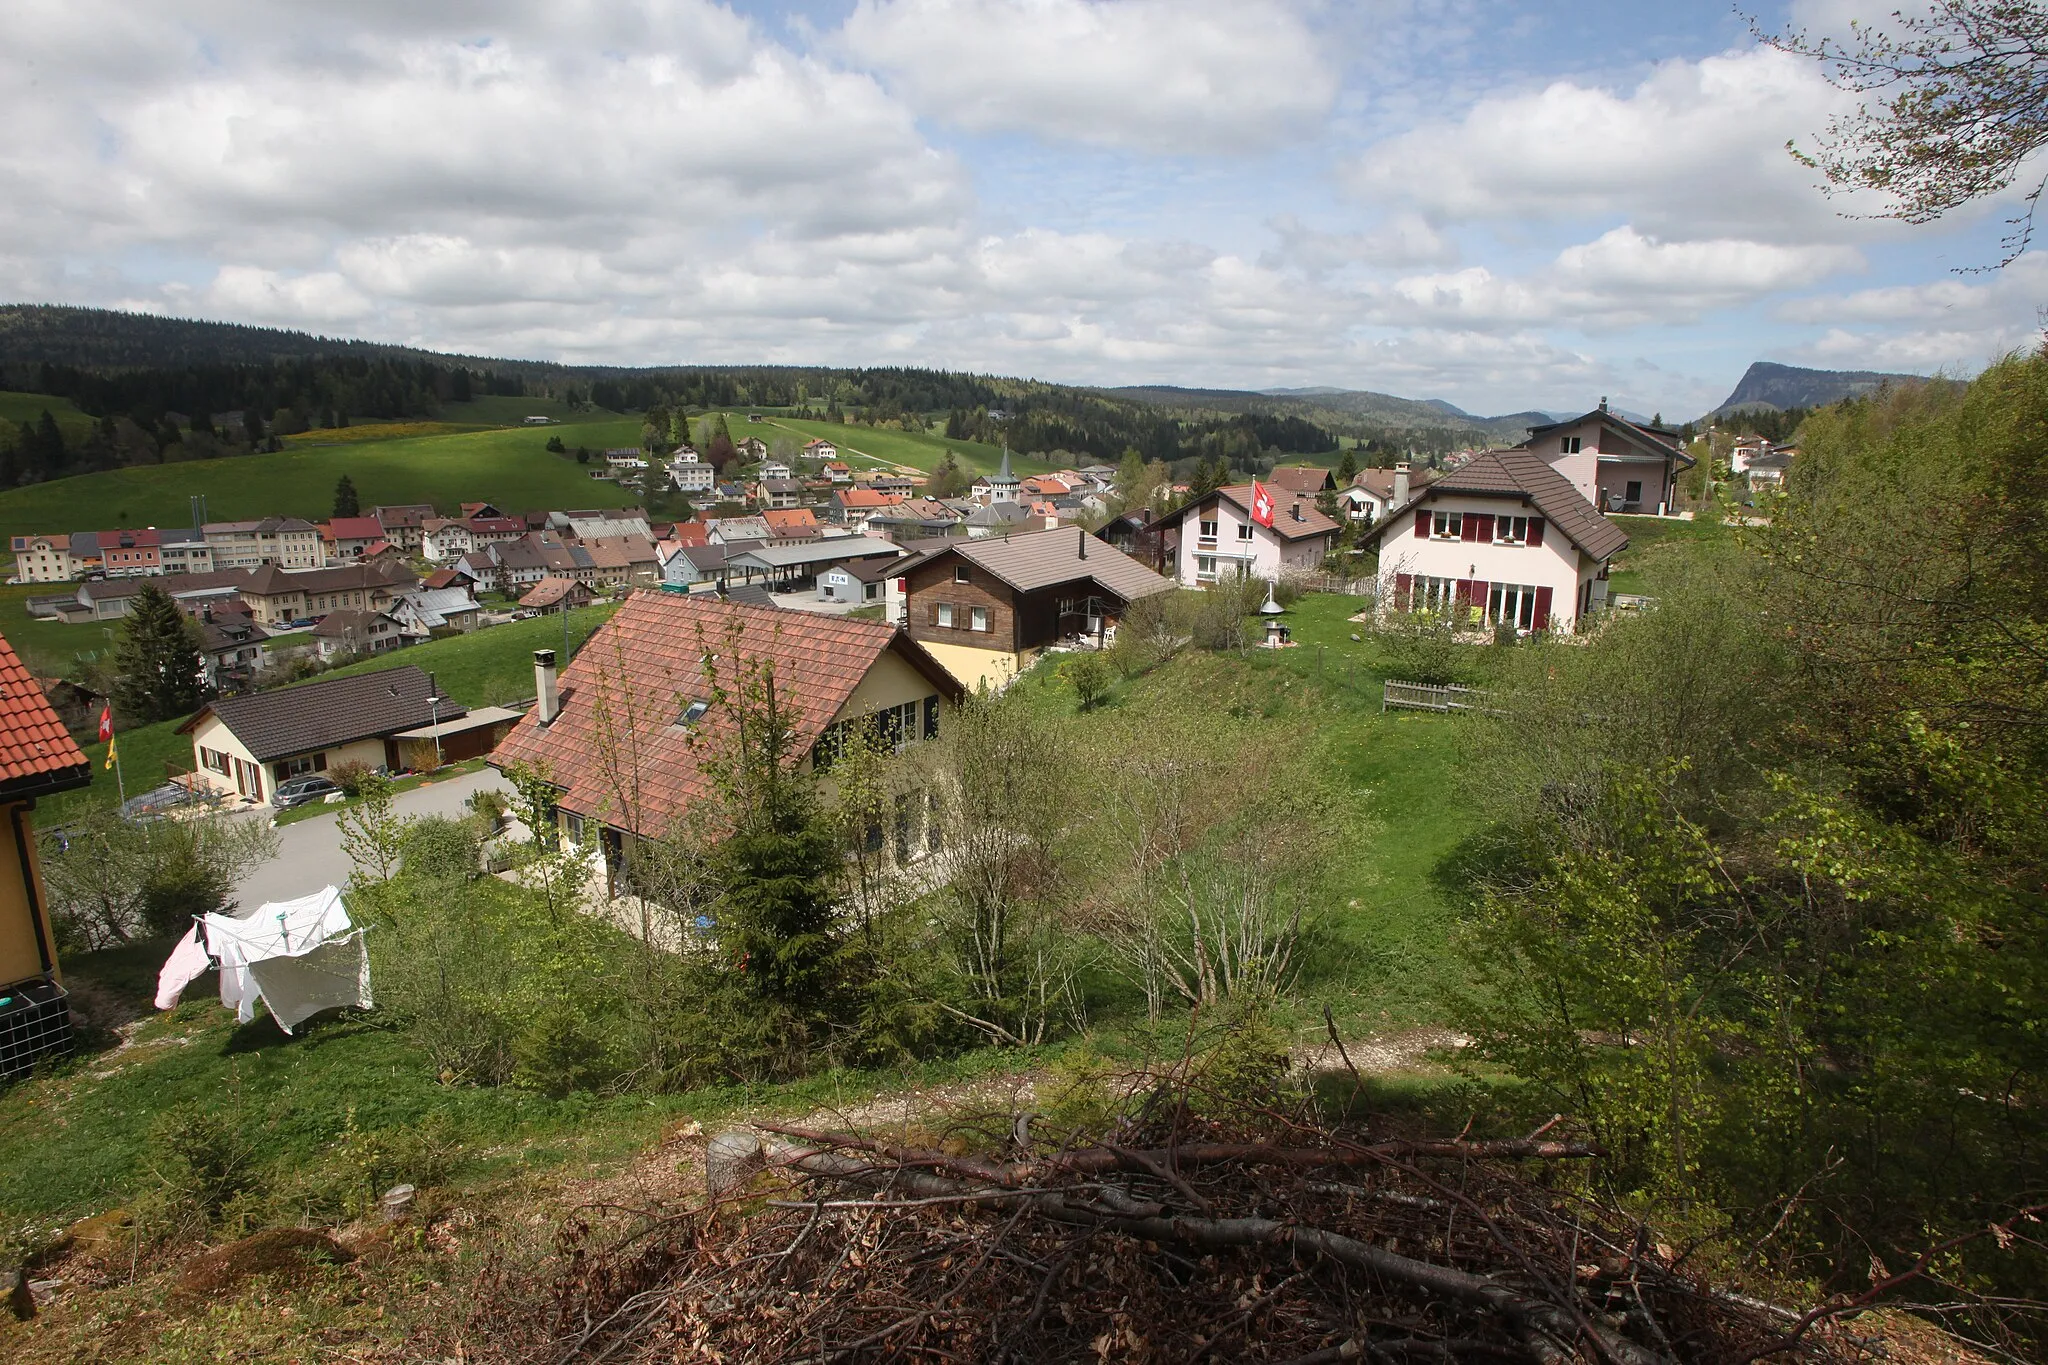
311,607,399,639
180,664,462,761
963,503,1032,527
721,583,780,608
1521,409,1695,467
931,527,1174,603
1370,449,1629,561
725,536,903,571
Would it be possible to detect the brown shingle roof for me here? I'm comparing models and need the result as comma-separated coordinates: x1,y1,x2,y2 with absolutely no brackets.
491,594,965,837
520,576,590,609
0,632,90,797
1216,485,1341,540
176,664,459,762
1265,465,1335,495
936,527,1175,602
1370,450,1629,560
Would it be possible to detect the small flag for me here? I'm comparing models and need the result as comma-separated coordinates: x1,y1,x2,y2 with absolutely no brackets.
97,705,113,743
104,734,118,771
1250,480,1276,528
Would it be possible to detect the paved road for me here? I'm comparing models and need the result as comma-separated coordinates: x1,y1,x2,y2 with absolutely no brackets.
233,766,515,909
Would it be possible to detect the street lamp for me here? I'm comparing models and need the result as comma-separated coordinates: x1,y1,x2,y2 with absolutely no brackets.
426,691,444,769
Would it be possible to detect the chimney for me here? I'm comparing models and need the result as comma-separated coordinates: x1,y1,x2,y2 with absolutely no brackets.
1078,527,1087,559
534,649,559,725
1394,459,1411,507
1599,396,1609,412
1291,503,1303,523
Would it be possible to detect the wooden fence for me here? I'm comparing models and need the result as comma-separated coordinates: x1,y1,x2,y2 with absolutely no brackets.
1382,679,1503,715
1288,572,1375,597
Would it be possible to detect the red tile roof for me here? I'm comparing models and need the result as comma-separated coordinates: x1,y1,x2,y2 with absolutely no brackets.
835,488,905,510
762,508,819,532
0,633,90,796
327,516,386,541
492,594,963,837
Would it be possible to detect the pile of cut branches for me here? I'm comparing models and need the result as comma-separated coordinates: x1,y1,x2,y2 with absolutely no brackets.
529,1100,1854,1364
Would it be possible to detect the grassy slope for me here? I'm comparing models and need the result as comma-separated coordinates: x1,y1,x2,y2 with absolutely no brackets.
0,594,1482,1231
1604,512,1727,595
0,401,641,550
32,603,618,828
720,413,1049,478
0,389,97,444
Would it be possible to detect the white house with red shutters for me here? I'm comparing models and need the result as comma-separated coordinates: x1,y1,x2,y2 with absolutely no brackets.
1361,449,1628,634
1154,482,1342,584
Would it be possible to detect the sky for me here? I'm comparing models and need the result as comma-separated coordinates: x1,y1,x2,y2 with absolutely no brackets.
2,0,2041,417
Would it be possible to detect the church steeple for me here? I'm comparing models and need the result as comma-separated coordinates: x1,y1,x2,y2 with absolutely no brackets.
989,444,1020,504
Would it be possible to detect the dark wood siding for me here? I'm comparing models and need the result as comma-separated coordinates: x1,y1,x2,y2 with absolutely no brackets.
903,556,1019,652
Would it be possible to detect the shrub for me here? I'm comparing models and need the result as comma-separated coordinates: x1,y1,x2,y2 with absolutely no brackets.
1062,652,1112,711
145,1106,260,1231
465,788,511,832
328,760,376,797
399,815,483,882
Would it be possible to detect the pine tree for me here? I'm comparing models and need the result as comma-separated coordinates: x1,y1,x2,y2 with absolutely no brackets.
333,474,360,518
1337,450,1358,483
112,583,205,723
35,410,66,477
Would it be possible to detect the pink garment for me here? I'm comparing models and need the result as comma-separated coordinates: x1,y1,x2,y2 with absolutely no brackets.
153,924,214,1010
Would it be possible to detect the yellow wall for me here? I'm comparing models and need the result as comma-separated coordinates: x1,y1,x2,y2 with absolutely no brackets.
188,713,391,798
0,805,57,985
911,639,1043,694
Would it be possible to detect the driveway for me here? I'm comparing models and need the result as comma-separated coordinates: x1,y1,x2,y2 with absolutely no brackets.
233,766,516,909
768,590,865,616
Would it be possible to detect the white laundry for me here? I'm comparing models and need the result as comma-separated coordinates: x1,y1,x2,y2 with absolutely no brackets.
153,924,214,1010
152,886,373,1034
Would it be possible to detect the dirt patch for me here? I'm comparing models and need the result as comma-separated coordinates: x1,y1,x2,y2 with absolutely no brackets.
1293,1026,1471,1077
174,1228,354,1298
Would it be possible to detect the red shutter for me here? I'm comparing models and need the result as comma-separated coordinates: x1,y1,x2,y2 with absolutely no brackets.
1460,515,1478,542
1413,510,1430,539
1533,586,1553,631
1470,581,1489,620
1526,517,1545,547
1394,572,1413,610
1471,514,1494,543
1453,579,1472,608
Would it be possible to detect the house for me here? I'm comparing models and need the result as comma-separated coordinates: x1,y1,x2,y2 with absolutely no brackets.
461,502,509,520
604,448,648,471
1745,449,1792,494
239,561,420,627
830,487,905,528
662,541,741,591
455,551,500,593
423,566,475,593
1094,510,1168,572
195,606,271,690
898,527,1175,690
805,439,841,462
68,569,250,621
84,528,163,578
490,594,966,886
468,516,528,547
580,534,662,588
709,515,774,548
391,586,484,638
204,517,326,570
960,502,1033,539
371,504,436,552
822,459,852,484
10,533,89,584
821,551,907,608
158,527,215,575
1157,484,1341,585
872,498,967,541
1513,400,1695,514
757,458,792,480
0,631,92,1080
670,459,716,494
1360,448,1629,635
1265,465,1336,496
179,665,462,803
325,515,388,559
520,576,595,614
752,478,805,511
865,472,918,497
488,535,561,591
312,608,408,660
1339,463,1437,524
761,507,822,542
524,415,552,425
562,514,654,542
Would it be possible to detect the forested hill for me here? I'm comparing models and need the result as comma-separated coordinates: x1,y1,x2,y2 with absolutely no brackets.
1107,384,1545,445
1712,360,1926,415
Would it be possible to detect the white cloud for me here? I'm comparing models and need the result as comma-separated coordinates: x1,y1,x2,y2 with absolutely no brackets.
1262,213,1458,275
1803,325,2039,372
1776,253,2048,328
1347,47,1878,243
835,0,1339,152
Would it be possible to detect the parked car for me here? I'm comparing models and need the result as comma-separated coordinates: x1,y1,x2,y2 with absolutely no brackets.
271,774,342,809
119,782,218,822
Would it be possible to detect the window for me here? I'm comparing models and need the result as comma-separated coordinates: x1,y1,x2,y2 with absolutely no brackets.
1412,575,1457,613
1198,518,1218,543
1196,554,1217,583
1431,511,1463,540
275,752,327,780
875,699,919,750
970,606,989,632
937,602,955,628
954,565,970,583
1236,522,1254,541
923,694,941,740
1487,582,1540,630
1494,515,1528,544
201,747,231,775
1560,436,1582,454
1625,480,1643,505
864,581,879,601
676,700,709,728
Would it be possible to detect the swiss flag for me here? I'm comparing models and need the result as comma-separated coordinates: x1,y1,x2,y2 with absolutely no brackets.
1249,480,1276,528
97,705,113,743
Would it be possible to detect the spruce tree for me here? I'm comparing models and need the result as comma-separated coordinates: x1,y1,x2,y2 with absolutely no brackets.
1338,450,1358,482
35,410,66,478
112,583,205,723
333,473,360,518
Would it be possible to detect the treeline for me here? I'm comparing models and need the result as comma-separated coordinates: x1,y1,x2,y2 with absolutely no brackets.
24,355,525,430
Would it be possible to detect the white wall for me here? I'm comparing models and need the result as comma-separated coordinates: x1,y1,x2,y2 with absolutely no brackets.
1373,494,1599,632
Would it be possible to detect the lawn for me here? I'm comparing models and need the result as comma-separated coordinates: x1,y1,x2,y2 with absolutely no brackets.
719,413,1046,478
1604,511,1728,596
0,410,645,549
31,603,620,828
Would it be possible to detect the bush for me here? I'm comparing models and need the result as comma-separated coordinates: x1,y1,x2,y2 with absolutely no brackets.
1377,612,1472,687
399,815,483,882
328,761,376,797
1062,652,1112,711
145,1106,260,1231
465,788,510,832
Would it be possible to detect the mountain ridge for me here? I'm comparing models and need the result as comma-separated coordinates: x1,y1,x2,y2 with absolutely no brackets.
1712,360,1926,416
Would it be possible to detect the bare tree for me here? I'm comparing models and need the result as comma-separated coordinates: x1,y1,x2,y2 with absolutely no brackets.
1761,2,2048,264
